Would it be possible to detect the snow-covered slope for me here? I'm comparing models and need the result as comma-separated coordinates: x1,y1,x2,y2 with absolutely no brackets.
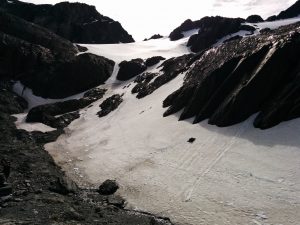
41,37,300,225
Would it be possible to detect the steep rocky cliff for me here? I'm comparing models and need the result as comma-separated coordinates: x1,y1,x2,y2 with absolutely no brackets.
163,22,300,129
0,0,134,44
0,10,115,98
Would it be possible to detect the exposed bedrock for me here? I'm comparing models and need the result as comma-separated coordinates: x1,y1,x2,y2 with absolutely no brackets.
132,54,194,99
0,11,115,98
26,88,107,128
0,0,134,44
97,94,123,117
163,23,300,129
169,16,256,52
117,59,147,81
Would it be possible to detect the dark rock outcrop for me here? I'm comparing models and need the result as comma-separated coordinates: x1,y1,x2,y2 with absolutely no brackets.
117,59,147,81
97,94,123,117
26,88,106,128
163,23,300,129
0,81,28,114
0,11,115,98
223,35,243,43
267,0,300,21
98,180,119,195
246,15,264,23
144,34,163,41
132,54,194,99
170,16,254,52
145,56,166,67
0,0,134,44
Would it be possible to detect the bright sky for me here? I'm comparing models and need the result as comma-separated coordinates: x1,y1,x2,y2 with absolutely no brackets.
22,0,297,41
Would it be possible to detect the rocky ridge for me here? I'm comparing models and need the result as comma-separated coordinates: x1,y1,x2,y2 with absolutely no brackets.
162,22,300,129
0,10,115,98
169,16,256,52
0,0,134,44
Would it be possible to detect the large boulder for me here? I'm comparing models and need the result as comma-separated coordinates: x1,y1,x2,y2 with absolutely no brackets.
22,53,114,98
246,15,264,23
0,11,115,98
145,56,165,67
163,23,300,129
0,0,134,44
117,59,147,81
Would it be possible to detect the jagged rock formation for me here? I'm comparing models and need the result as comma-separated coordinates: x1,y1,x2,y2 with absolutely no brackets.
163,22,300,129
26,88,107,128
267,0,300,21
145,56,166,67
117,59,147,81
0,0,134,44
132,54,193,99
0,11,115,98
169,16,256,52
97,94,123,117
144,34,163,41
246,15,264,23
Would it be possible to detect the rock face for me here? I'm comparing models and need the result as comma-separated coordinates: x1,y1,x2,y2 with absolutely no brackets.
117,59,147,81
246,15,264,23
145,56,166,67
163,23,300,129
170,16,253,52
26,88,107,128
143,34,163,41
132,54,193,99
267,0,300,21
0,0,134,44
97,94,123,117
0,11,115,98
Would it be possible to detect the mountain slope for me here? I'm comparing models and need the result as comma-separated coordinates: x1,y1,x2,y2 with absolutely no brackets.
267,0,300,21
0,0,134,43
37,24,300,225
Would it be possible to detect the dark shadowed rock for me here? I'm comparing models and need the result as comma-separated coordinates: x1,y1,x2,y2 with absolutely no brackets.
266,15,277,22
97,94,123,117
145,56,166,67
223,35,243,43
163,23,300,129
187,138,196,143
0,0,134,44
171,16,248,52
133,54,193,99
0,82,27,114
0,11,115,98
26,88,107,128
169,19,195,41
246,15,264,23
144,34,163,41
268,0,300,21
98,180,119,195
117,59,147,81
49,177,78,195
259,28,271,34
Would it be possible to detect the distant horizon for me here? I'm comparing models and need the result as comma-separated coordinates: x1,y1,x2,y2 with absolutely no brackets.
22,0,297,41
